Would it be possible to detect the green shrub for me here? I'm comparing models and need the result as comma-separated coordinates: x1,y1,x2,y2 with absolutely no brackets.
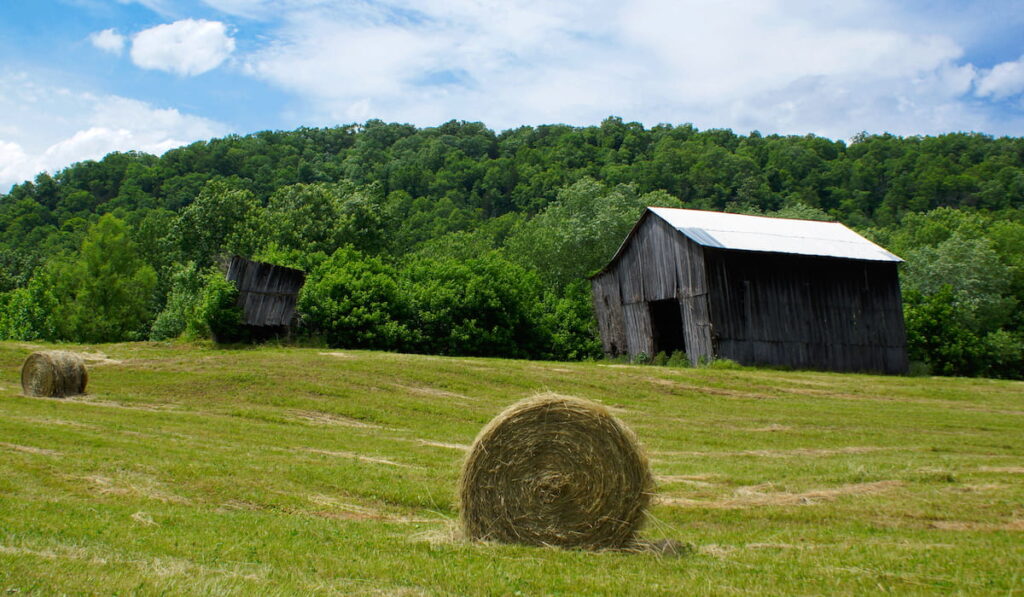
298,246,411,350
150,262,205,340
907,361,932,377
667,350,691,368
401,253,547,358
187,273,246,343
0,278,57,341
981,329,1023,380
904,287,984,377
538,280,602,361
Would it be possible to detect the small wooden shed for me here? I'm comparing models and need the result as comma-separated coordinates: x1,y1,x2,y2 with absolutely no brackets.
226,256,306,339
590,208,908,374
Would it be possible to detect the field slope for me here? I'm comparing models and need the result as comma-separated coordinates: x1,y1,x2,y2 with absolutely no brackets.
1,342,1022,595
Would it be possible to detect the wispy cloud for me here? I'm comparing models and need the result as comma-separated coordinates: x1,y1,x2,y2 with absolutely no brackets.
238,0,1024,136
0,72,228,191
89,28,126,55
976,55,1024,100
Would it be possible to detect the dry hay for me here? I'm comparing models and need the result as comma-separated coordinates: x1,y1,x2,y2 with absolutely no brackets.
76,352,123,366
301,448,417,468
658,480,903,509
979,466,1024,474
21,351,88,398
0,442,62,457
318,351,353,359
458,393,654,550
929,519,1024,532
291,410,382,429
417,439,470,451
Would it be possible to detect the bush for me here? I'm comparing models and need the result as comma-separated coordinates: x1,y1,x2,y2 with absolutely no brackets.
981,329,1023,380
186,272,247,343
298,247,411,350
538,280,602,360
903,287,985,377
402,253,547,358
0,278,57,341
667,350,691,368
150,262,205,340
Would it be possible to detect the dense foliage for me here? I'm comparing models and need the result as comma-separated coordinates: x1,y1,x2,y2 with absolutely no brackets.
1,118,1021,377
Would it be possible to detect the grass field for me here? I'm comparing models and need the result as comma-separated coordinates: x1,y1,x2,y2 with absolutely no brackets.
1,341,1022,595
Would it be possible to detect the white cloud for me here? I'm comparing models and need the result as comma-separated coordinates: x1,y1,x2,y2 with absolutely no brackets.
0,140,32,191
130,19,236,76
239,0,1024,137
89,28,126,55
0,73,229,191
976,55,1024,99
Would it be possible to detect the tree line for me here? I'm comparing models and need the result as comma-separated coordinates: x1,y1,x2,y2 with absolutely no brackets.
1,118,1021,377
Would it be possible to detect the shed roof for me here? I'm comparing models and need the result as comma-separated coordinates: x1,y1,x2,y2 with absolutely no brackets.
647,207,902,263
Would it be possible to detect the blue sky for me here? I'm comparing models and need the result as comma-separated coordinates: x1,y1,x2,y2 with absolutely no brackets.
2,0,1024,191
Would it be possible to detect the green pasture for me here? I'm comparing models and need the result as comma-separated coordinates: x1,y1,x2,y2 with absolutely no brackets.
0,342,1021,595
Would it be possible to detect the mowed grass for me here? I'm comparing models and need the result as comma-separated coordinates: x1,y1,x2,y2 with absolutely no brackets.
0,342,1022,596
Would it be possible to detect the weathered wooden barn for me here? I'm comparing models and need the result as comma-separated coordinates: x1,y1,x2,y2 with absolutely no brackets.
226,256,306,340
590,208,908,374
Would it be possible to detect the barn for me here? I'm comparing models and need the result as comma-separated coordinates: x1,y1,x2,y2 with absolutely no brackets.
589,208,908,374
225,256,306,341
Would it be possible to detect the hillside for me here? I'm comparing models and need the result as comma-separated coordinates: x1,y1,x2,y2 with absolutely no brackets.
1,121,1022,377
1,342,1022,594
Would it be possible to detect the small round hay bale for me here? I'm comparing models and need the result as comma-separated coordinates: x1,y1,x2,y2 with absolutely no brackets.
459,393,654,550
21,351,88,398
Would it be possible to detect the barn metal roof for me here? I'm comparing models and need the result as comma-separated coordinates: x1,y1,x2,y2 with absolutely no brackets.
648,207,903,262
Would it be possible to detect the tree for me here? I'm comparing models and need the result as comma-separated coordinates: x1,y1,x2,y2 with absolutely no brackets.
173,179,259,267
505,178,682,290
901,233,1016,333
48,214,157,342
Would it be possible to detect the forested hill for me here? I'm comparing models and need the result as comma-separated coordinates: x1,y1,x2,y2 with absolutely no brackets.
1,118,1022,377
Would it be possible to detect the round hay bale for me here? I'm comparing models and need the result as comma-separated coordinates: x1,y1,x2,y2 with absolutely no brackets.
459,393,654,550
21,351,88,398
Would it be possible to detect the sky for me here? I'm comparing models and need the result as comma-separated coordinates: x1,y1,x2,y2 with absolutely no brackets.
1,0,1024,191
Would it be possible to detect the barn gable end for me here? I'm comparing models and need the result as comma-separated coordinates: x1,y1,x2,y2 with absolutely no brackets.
590,208,908,374
591,212,713,365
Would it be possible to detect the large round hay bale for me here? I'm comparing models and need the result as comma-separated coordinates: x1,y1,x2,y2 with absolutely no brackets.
459,393,654,550
21,351,88,398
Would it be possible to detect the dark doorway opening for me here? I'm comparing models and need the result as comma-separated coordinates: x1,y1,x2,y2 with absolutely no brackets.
649,298,687,356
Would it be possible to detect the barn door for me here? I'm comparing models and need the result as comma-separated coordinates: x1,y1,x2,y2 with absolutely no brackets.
648,298,687,357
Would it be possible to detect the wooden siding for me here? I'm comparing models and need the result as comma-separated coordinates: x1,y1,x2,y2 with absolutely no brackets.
623,302,654,357
226,256,306,327
590,272,627,355
672,226,713,364
704,249,908,373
